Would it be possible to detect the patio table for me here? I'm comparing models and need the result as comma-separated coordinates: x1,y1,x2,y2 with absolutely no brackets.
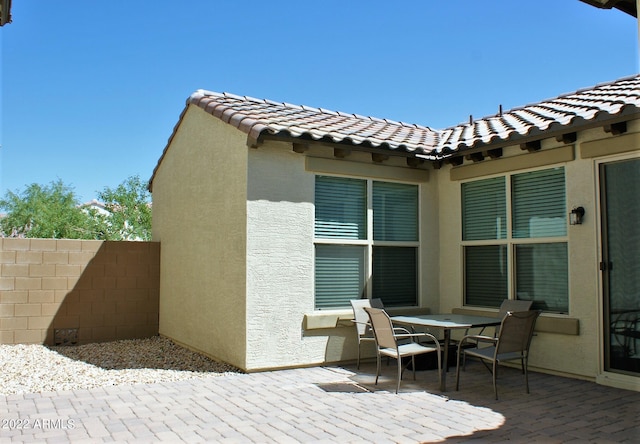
390,313,501,391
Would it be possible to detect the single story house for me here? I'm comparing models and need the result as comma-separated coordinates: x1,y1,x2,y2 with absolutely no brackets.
148,74,639,392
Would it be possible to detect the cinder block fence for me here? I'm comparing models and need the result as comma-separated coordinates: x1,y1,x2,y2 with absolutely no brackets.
0,238,160,345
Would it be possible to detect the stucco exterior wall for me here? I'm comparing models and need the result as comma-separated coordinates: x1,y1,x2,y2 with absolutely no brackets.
245,143,318,370
152,105,248,369
245,145,438,370
437,119,640,382
151,100,638,388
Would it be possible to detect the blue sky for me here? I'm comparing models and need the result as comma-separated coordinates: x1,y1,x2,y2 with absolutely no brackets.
1,1,637,203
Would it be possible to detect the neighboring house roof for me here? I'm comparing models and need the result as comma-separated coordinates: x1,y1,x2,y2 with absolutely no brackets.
579,0,637,17
0,0,11,26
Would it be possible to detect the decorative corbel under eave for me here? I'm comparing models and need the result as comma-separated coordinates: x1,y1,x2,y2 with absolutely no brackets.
520,140,541,152
371,153,389,163
555,132,577,144
406,157,424,168
334,147,351,158
487,148,503,159
466,152,484,162
604,121,627,135
292,143,309,153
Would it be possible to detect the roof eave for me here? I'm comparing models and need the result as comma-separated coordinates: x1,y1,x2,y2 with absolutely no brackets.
425,107,640,162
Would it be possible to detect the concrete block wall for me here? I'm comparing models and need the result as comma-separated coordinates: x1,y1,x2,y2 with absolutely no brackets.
0,238,160,345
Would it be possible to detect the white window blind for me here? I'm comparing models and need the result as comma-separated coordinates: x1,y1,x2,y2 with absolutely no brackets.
515,243,568,313
512,168,566,238
372,246,418,307
315,245,366,309
373,181,418,242
462,167,568,313
315,176,366,239
462,177,506,241
314,176,419,309
464,245,508,307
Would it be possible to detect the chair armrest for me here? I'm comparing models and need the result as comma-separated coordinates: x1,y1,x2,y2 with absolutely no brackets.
399,332,442,351
459,334,497,346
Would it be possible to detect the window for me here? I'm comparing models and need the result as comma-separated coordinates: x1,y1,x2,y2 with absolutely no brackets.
461,167,568,313
314,176,419,309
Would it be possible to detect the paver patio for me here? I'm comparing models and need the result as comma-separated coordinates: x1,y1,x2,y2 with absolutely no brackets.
1,360,638,443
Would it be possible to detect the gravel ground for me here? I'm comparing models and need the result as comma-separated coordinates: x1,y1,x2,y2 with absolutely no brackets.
0,336,240,396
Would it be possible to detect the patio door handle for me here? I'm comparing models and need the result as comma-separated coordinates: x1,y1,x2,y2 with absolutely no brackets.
599,261,613,271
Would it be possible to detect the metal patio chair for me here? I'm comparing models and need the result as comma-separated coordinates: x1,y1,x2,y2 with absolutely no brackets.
364,307,442,394
350,298,407,369
455,310,541,399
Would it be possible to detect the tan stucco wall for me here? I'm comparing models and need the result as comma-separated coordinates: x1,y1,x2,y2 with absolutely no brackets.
151,102,639,388
438,119,640,383
244,144,437,370
151,105,248,369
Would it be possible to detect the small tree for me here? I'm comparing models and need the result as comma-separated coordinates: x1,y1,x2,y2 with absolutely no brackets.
97,175,152,241
0,180,100,239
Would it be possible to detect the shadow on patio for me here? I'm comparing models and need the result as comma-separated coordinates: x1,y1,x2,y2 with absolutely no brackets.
340,360,640,443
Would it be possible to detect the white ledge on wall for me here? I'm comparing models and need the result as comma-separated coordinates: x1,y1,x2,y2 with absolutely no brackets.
303,306,432,331
452,307,579,335
303,310,353,330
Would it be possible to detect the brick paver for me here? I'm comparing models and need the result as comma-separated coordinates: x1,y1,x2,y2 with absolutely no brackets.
1,361,638,443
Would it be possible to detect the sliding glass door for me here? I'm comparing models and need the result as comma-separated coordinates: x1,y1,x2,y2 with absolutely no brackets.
600,158,640,375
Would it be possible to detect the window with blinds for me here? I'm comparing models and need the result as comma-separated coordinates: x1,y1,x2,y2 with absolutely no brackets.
462,177,506,241
462,167,568,313
512,168,566,239
315,245,366,310
314,176,419,309
373,181,418,242
315,176,366,239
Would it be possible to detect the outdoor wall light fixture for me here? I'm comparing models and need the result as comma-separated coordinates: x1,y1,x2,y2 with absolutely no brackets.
570,206,585,225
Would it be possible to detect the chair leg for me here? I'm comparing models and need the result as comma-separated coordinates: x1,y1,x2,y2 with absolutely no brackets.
375,353,381,386
356,342,361,369
396,355,402,394
436,350,442,389
455,349,462,391
524,357,530,394
493,360,498,400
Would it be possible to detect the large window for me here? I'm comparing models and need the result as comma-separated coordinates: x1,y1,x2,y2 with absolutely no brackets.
462,167,568,313
314,176,419,309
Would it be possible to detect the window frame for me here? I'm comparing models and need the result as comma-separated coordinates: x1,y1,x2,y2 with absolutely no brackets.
314,174,420,309
461,166,569,314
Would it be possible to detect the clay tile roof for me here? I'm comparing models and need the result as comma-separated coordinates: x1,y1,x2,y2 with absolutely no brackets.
188,90,440,155
149,75,640,190
435,74,640,155
187,75,639,158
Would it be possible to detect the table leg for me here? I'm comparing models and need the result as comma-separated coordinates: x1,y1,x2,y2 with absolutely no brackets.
441,329,450,391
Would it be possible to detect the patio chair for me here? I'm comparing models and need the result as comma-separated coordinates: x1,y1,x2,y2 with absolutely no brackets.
477,299,534,337
455,310,541,400
461,299,534,346
364,307,442,394
350,298,405,369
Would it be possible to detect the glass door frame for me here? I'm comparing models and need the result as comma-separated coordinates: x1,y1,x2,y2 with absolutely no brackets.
596,153,640,387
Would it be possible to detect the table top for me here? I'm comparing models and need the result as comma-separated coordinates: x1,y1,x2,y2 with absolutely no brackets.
390,313,501,329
